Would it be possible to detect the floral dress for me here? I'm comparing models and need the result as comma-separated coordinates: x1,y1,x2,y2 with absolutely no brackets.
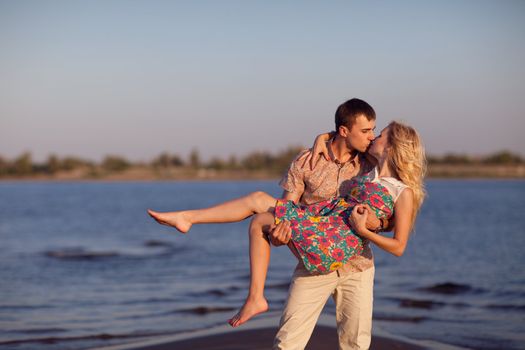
274,168,396,275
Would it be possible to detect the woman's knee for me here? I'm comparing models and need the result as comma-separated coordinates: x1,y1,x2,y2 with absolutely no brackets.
250,191,274,212
250,191,267,200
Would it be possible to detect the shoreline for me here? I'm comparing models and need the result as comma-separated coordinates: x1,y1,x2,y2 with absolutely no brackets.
1,174,525,183
1,164,524,182
86,313,471,350
1,313,469,350
89,314,430,350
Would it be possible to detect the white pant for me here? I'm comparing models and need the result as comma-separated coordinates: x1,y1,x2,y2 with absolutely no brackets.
273,264,375,350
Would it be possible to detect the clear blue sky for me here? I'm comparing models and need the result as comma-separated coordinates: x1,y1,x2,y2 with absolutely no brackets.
1,0,524,162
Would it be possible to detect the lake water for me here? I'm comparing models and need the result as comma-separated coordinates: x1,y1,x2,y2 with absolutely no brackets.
0,180,524,350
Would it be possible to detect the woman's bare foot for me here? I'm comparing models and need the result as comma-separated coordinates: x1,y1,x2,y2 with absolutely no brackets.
147,209,192,233
228,296,268,327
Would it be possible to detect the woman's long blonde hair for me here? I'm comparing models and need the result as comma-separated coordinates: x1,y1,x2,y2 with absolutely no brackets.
386,121,427,230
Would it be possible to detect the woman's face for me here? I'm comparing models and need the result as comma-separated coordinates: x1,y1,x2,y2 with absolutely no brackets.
368,126,390,159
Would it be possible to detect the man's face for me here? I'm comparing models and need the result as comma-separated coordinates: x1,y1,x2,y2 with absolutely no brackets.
341,115,376,153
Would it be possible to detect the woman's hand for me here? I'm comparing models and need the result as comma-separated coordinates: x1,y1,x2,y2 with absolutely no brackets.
350,204,372,237
361,204,382,231
300,132,334,170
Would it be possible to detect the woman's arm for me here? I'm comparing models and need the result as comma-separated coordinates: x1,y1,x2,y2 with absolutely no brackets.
300,131,335,170
350,188,414,257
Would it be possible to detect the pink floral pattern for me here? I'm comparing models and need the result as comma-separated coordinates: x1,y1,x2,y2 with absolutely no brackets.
275,170,394,274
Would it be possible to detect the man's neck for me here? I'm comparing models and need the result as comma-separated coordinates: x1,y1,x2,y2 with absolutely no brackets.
330,135,358,163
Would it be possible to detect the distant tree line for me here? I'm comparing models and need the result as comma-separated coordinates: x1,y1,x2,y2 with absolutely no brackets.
0,146,304,177
0,149,522,178
427,151,524,165
149,146,305,174
0,152,98,177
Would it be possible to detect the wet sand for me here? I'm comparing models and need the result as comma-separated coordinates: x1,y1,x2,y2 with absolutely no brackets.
93,325,426,350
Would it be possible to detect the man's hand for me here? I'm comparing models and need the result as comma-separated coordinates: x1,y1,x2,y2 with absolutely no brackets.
268,221,291,246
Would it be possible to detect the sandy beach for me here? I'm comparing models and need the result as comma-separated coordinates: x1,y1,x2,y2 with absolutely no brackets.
92,321,426,350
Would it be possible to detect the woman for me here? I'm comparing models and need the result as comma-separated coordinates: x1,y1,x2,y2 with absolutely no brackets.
148,121,426,327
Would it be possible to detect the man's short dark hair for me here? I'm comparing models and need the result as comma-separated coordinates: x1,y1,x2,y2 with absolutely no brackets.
335,98,376,130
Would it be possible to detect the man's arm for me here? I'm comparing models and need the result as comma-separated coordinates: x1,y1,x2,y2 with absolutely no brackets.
270,149,309,246
268,190,302,246
282,189,301,203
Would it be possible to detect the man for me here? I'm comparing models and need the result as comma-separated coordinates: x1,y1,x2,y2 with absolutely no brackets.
269,98,383,350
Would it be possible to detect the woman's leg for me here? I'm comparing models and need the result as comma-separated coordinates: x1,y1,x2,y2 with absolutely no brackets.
147,191,277,233
229,212,275,327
